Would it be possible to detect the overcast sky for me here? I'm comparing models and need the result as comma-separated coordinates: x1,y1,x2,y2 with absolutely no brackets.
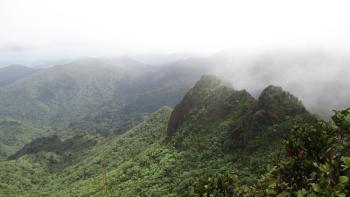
1,0,350,64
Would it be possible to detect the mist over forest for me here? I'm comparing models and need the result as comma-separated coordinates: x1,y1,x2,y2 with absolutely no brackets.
205,50,350,118
1,0,350,196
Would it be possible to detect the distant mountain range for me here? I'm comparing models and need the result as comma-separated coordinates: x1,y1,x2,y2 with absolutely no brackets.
0,52,347,159
0,51,348,123
0,58,209,131
0,74,318,196
0,57,212,160
0,51,348,196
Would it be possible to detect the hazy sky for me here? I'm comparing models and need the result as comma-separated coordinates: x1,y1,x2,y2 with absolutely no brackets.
1,0,350,64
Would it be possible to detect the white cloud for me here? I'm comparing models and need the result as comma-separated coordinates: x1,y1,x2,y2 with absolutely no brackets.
0,0,350,55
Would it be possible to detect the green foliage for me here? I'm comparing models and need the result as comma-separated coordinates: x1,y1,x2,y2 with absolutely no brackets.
226,85,308,152
190,173,242,196
0,60,197,133
1,73,347,197
167,75,254,137
262,108,350,196
190,173,274,197
8,134,97,160
0,107,174,196
0,119,51,157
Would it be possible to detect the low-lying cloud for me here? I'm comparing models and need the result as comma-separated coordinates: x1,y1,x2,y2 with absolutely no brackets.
209,50,350,118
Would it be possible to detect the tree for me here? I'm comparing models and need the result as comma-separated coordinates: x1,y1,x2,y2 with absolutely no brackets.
270,108,350,196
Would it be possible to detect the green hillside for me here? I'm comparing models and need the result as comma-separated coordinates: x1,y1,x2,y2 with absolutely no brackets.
0,75,338,196
0,107,173,196
0,119,51,158
0,58,201,133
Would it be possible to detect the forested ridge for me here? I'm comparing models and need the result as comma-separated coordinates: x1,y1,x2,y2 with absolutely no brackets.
0,64,348,196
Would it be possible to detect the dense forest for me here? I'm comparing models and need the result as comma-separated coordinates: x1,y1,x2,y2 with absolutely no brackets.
0,64,348,196
2,0,350,195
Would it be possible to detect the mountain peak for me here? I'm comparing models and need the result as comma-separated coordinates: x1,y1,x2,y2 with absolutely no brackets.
261,85,283,93
166,75,254,137
255,85,306,121
225,85,308,151
193,75,223,90
166,75,228,137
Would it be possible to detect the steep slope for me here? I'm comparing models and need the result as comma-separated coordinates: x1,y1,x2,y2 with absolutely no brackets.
0,107,173,196
32,75,310,195
0,75,318,196
166,75,254,149
167,75,315,180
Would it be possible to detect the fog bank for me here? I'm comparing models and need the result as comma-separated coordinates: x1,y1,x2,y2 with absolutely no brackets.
208,50,350,118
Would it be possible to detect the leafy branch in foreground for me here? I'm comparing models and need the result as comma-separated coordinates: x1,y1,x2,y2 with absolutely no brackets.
265,108,350,196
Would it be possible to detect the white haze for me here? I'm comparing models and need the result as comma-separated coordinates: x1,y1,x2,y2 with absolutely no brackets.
1,0,350,61
0,0,349,117
208,50,350,118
